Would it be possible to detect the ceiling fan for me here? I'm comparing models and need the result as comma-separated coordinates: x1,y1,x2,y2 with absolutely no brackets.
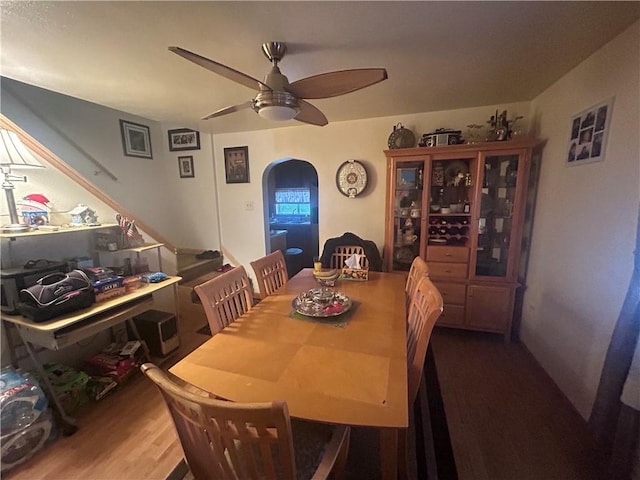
168,42,388,126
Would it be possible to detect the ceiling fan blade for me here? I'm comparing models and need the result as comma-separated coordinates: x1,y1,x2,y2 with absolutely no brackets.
169,46,269,91
287,68,388,99
295,100,328,126
202,101,253,120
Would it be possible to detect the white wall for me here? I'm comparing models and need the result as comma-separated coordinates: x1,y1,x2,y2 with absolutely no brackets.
0,78,221,252
523,21,640,418
212,102,530,277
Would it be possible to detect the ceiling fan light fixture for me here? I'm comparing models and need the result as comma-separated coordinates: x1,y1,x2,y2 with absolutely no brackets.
258,105,299,121
252,90,300,122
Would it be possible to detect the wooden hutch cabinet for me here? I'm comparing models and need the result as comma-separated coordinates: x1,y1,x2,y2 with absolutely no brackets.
384,138,543,341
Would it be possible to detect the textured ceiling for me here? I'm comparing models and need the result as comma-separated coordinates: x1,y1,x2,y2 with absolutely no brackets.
1,1,638,134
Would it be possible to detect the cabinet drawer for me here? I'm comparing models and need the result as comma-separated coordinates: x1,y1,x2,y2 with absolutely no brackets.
427,246,469,263
433,282,466,305
429,262,468,279
437,304,465,326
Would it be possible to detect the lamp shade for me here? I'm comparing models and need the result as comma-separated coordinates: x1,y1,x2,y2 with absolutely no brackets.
0,128,45,233
0,129,44,169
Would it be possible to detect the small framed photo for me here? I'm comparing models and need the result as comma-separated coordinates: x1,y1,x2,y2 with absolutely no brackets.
397,168,417,188
178,156,194,178
168,128,200,151
224,146,250,184
566,97,614,166
119,119,152,159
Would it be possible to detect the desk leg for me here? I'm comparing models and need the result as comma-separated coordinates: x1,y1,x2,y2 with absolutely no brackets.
19,336,78,436
3,320,21,368
380,427,399,480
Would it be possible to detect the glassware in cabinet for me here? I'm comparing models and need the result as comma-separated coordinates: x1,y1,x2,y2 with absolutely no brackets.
475,154,520,278
392,161,425,271
426,157,474,248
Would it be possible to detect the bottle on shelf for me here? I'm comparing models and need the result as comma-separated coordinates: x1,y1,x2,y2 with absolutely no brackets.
463,200,470,213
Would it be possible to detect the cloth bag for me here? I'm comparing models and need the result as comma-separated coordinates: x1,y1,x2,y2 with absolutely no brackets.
18,270,95,322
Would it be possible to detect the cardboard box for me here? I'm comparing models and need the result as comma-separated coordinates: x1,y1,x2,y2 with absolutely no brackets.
92,276,125,302
340,267,369,281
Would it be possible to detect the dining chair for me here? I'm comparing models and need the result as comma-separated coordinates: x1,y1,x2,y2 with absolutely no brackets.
401,275,443,479
330,245,369,269
405,256,430,310
407,275,443,415
194,265,253,336
141,363,351,480
250,250,288,299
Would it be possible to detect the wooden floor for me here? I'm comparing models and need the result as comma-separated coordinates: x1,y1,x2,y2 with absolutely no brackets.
5,319,598,480
430,328,599,480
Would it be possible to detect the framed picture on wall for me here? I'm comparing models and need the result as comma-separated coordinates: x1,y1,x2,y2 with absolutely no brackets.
119,119,153,159
168,128,200,151
178,156,195,178
224,146,250,184
566,97,614,166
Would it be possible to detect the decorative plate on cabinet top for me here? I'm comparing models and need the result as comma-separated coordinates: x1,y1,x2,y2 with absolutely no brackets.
387,123,415,149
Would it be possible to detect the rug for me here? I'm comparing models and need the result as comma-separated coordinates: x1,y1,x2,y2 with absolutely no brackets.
417,343,458,479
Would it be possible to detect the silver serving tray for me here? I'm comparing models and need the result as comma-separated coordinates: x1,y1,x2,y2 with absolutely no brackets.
292,289,352,318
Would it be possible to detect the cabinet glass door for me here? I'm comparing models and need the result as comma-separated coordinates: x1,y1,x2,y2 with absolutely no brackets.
475,154,519,278
426,158,474,248
392,161,424,271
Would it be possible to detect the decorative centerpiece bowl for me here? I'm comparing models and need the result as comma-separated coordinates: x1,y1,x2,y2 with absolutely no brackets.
309,287,335,305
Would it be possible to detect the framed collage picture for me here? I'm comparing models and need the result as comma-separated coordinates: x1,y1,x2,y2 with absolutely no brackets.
567,97,614,166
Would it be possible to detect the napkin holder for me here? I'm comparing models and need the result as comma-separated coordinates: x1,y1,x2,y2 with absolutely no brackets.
340,254,369,281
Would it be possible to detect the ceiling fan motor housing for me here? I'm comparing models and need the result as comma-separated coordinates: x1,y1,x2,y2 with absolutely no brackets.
252,90,299,113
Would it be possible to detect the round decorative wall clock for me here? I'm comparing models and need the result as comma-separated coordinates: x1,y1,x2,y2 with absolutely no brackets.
336,160,368,198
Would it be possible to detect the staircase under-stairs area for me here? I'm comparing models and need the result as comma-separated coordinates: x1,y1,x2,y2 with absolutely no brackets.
174,248,225,346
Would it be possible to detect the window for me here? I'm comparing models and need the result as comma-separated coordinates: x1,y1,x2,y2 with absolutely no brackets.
273,188,311,222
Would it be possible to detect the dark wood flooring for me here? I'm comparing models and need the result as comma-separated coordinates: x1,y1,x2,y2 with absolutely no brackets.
5,316,598,480
430,327,599,480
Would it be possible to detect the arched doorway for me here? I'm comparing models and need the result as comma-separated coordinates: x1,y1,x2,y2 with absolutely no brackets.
262,159,319,278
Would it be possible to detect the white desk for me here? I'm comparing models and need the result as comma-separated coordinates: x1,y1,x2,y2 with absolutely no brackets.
1,276,181,433
2,276,181,350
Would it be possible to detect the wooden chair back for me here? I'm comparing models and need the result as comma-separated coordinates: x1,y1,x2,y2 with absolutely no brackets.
143,363,351,480
141,363,297,480
405,256,430,309
250,250,288,299
406,276,443,404
330,245,369,270
194,266,253,335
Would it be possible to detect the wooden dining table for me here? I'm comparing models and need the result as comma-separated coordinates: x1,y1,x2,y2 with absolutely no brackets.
170,268,408,479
